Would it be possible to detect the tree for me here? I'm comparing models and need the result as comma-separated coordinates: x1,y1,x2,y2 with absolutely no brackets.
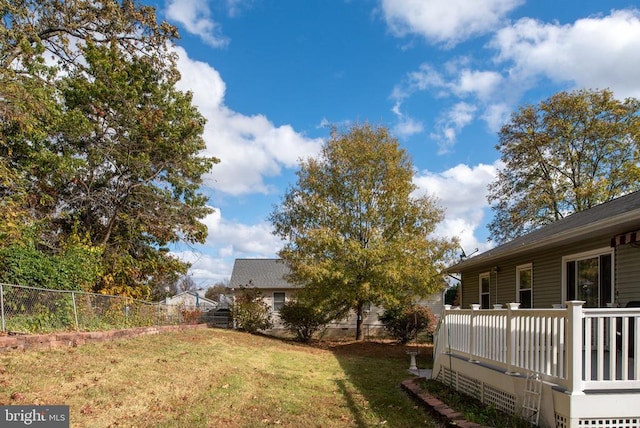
177,276,198,293
205,281,230,301
488,89,640,244
58,43,215,298
444,284,460,306
0,1,217,297
270,123,458,340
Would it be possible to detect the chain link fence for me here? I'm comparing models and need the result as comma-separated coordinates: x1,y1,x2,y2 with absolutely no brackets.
0,283,206,334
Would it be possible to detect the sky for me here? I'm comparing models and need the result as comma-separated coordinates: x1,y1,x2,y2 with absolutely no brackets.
147,0,640,288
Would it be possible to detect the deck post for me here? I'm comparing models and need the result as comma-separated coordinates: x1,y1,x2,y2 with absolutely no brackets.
505,302,520,375
566,300,585,395
469,304,481,362
437,305,452,359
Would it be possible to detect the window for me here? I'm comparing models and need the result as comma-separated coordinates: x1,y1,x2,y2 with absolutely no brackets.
563,248,613,308
479,273,490,309
516,263,533,308
363,302,371,312
273,292,285,311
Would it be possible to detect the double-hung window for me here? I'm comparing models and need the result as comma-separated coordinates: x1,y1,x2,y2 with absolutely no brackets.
273,292,286,311
479,273,490,309
516,263,533,308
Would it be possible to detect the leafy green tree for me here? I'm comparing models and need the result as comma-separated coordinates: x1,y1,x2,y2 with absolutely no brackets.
488,89,640,244
278,300,332,342
1,0,177,73
270,123,458,340
444,284,459,306
232,287,272,334
0,1,217,297
1,0,178,201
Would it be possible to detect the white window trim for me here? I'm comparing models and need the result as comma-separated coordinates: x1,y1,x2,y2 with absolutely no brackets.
561,246,614,304
479,272,490,308
516,263,533,307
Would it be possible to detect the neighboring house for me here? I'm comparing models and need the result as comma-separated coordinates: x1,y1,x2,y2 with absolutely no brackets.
434,191,640,427
229,258,298,330
229,258,442,338
164,290,218,311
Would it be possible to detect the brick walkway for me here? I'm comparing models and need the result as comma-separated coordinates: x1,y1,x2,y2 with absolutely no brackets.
401,377,494,428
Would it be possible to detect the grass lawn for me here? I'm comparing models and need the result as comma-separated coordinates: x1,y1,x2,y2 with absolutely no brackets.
0,328,443,427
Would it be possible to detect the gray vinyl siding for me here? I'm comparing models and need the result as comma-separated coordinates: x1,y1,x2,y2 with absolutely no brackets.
460,236,613,309
615,244,640,306
460,271,479,308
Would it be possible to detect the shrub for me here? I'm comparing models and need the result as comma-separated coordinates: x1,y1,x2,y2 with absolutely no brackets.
180,306,202,324
379,304,436,344
232,287,272,333
278,300,331,342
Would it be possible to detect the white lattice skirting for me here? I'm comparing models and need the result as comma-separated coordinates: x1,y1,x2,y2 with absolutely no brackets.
436,367,516,415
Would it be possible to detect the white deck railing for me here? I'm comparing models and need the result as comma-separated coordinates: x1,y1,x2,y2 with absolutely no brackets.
435,301,640,394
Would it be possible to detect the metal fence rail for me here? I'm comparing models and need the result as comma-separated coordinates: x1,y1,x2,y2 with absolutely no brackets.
0,283,204,334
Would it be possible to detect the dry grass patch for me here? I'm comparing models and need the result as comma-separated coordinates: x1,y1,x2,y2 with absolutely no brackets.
0,328,441,427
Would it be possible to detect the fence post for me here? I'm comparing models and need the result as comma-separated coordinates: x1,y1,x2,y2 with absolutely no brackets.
125,297,130,327
0,283,5,333
505,302,520,375
566,300,585,395
71,291,79,331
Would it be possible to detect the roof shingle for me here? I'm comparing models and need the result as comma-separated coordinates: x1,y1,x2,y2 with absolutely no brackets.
229,259,296,289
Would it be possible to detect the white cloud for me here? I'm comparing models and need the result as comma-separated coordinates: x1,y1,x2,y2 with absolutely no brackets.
413,162,498,254
481,103,511,133
200,209,284,255
491,9,640,98
454,70,503,100
380,0,523,46
166,0,230,48
430,102,477,154
174,208,287,286
389,8,640,152
173,47,323,196
393,115,424,138
173,251,232,287
396,63,503,101
391,62,505,149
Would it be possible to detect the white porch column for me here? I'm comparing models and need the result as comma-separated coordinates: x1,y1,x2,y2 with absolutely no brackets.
505,302,520,375
566,300,585,395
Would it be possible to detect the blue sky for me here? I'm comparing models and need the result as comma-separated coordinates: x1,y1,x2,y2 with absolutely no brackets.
150,0,640,287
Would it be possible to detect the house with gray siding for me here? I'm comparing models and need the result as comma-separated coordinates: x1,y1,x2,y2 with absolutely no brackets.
449,190,640,310
433,191,640,427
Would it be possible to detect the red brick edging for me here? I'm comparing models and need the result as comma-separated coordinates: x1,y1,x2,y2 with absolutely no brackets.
0,324,207,352
401,378,493,428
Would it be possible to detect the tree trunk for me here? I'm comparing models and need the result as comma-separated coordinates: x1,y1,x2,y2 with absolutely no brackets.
355,302,364,341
